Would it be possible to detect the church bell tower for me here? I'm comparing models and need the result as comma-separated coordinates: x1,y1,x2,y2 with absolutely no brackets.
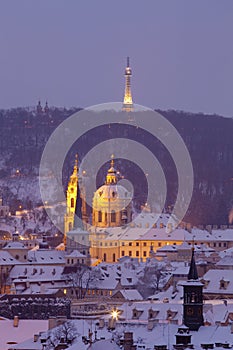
64,155,79,242
183,247,204,331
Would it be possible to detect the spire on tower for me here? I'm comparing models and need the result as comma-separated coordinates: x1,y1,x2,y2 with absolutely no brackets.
36,100,43,114
44,101,49,114
187,248,199,280
123,57,133,112
71,154,78,178
111,154,115,168
73,176,84,230
74,153,78,170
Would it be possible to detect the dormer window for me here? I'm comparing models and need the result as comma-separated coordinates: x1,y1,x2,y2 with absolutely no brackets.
132,308,143,319
148,309,159,319
220,278,229,290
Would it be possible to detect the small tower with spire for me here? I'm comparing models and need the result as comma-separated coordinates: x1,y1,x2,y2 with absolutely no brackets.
182,247,204,331
123,57,133,112
44,101,49,114
36,100,43,114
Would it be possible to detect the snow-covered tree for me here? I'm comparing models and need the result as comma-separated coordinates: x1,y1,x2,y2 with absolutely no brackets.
138,260,167,296
46,321,79,349
65,265,101,299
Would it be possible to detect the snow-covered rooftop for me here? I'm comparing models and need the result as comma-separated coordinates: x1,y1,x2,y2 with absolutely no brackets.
0,318,48,350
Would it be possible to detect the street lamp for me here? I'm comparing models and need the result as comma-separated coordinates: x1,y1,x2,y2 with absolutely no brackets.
111,308,119,320
108,308,119,330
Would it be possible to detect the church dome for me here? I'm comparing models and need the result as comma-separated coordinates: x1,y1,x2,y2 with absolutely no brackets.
93,183,131,202
92,157,132,228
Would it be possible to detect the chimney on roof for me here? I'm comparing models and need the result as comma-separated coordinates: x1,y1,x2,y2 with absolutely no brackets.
34,334,39,342
13,315,19,327
123,332,136,350
54,336,69,350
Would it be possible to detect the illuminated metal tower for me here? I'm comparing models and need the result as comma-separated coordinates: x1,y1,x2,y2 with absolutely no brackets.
123,57,133,112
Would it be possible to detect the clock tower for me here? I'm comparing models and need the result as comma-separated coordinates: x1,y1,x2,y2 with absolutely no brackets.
182,247,204,331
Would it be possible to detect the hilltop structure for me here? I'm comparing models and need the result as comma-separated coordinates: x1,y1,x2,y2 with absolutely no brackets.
122,57,133,112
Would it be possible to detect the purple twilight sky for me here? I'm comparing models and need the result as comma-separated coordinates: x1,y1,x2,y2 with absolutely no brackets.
0,1,233,116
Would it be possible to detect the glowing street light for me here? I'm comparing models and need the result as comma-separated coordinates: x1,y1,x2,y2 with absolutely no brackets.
108,308,120,331
111,308,119,320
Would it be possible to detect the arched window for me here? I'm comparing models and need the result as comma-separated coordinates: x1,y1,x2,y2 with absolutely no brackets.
111,210,116,223
103,253,106,262
71,198,74,208
98,211,102,222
